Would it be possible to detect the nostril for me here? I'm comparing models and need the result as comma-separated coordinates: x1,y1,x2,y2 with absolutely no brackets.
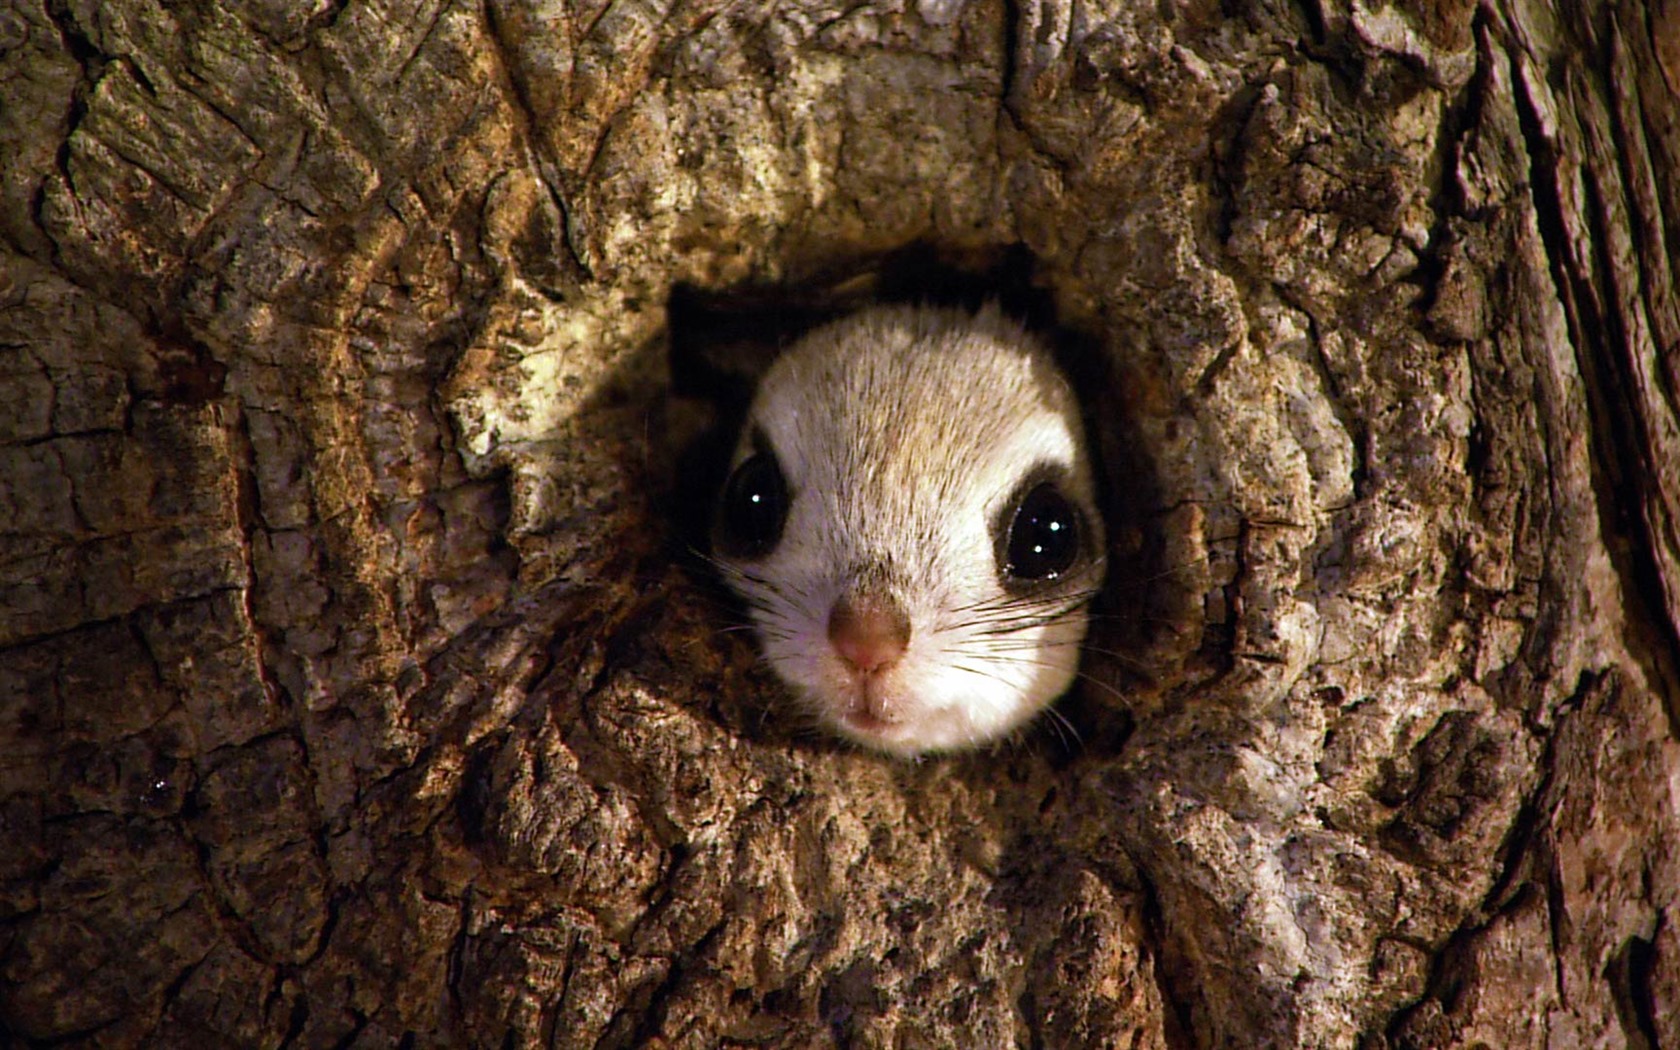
827,592,911,674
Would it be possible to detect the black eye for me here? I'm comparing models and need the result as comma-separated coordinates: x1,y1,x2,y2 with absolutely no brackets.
718,451,789,557
1005,483,1081,580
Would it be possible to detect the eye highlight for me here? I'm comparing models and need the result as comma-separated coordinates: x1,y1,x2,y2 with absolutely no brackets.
717,449,789,557
1003,483,1081,581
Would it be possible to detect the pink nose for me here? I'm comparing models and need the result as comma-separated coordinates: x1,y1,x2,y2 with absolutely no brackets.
827,592,911,674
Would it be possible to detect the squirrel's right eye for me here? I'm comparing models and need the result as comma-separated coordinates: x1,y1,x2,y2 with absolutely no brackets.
718,451,789,557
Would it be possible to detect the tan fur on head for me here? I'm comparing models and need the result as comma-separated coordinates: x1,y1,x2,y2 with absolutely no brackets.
713,303,1106,756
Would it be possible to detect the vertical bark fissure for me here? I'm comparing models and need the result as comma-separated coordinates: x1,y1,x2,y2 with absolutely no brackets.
1134,860,1197,1050
1503,14,1680,729
230,408,291,714
999,0,1022,118
1605,929,1662,1050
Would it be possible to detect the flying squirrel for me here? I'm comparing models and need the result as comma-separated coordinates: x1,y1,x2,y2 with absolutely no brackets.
711,303,1107,757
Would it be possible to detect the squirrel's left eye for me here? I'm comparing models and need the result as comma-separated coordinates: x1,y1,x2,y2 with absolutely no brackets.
1003,483,1080,581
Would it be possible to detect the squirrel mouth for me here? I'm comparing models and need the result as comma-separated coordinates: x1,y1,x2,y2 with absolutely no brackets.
837,681,904,735
839,707,897,734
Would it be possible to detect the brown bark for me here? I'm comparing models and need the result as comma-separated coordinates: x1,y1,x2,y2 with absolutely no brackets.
0,0,1676,1046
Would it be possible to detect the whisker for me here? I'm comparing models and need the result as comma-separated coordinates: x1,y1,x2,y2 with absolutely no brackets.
981,638,1146,662
943,586,1103,626
960,604,1098,637
1040,704,1084,752
945,569,1109,617
942,658,1086,755
946,660,1008,682
954,649,1132,706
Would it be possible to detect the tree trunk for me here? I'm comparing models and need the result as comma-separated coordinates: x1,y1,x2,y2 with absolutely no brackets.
1,0,1676,1046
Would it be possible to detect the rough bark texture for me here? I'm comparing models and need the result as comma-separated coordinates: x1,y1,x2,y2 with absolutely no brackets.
1,0,1677,1046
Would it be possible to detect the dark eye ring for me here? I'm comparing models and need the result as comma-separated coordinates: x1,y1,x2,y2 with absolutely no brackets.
717,450,789,557
1004,483,1081,581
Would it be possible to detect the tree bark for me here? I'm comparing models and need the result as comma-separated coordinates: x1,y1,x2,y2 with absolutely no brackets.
1,0,1676,1046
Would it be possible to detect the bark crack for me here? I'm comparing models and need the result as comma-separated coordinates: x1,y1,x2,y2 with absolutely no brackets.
1504,14,1680,734
1380,670,1590,1045
477,0,592,281
230,409,290,712
1606,928,1663,1050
